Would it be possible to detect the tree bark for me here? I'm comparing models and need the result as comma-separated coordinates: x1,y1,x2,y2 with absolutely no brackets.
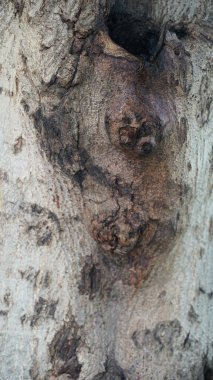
0,1,212,379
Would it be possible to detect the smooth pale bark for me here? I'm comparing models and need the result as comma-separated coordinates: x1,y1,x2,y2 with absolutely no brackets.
0,1,212,379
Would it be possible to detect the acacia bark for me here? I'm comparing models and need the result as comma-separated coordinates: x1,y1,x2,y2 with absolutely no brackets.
0,1,212,379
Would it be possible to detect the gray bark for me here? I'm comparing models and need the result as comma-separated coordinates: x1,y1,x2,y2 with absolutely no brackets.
0,1,212,379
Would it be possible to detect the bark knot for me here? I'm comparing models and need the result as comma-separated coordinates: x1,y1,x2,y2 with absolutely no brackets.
106,109,163,157
91,209,147,255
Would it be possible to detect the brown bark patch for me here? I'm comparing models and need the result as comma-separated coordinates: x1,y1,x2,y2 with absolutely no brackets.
93,358,126,380
49,321,82,379
79,257,101,298
205,368,213,380
91,209,146,255
29,9,187,286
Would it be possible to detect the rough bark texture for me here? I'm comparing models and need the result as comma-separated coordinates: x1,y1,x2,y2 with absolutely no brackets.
0,0,212,379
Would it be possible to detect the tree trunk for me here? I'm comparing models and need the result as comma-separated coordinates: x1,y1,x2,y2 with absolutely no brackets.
0,1,212,379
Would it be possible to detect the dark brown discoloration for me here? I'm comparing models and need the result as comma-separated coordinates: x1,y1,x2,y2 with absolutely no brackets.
79,256,101,298
91,209,146,255
49,321,82,378
78,30,182,268
179,117,188,146
30,14,187,285
93,358,126,380
205,368,213,380
79,255,123,297
106,106,163,157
